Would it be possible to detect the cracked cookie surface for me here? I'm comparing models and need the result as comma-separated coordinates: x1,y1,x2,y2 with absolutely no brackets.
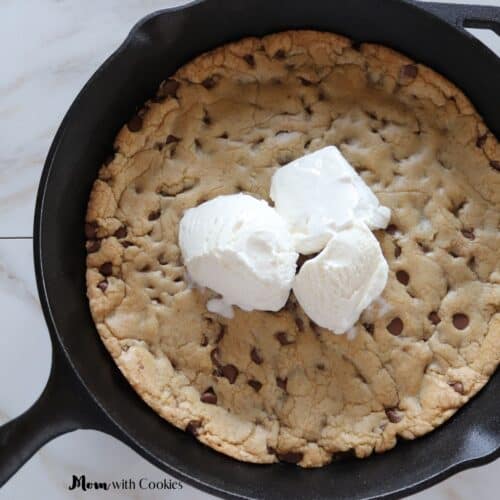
86,30,500,467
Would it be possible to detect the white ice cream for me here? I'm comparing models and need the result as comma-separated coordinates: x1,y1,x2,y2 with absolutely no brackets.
270,146,391,254
179,193,298,318
293,221,389,333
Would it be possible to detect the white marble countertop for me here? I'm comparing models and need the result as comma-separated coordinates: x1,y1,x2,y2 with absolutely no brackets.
0,0,498,498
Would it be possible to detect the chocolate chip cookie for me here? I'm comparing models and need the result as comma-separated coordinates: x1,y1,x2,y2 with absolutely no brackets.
86,31,500,467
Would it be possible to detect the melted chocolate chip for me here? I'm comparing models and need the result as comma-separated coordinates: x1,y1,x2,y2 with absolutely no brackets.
127,114,143,132
476,134,487,148
99,262,113,277
400,64,418,80
86,240,101,253
386,224,398,235
121,241,134,248
218,132,229,139
201,77,216,89
394,244,402,258
85,221,98,239
428,311,441,325
277,451,303,464
162,79,180,98
114,226,127,239
275,331,294,346
97,280,108,292
396,270,410,286
363,323,374,335
387,317,403,336
200,388,217,404
490,160,500,172
250,347,263,365
316,363,325,371
148,210,161,221
186,420,202,436
461,229,475,240
221,364,238,384
248,379,262,392
452,313,469,330
274,49,286,60
385,408,402,423
165,134,180,145
449,381,465,394
243,54,255,67
276,377,287,391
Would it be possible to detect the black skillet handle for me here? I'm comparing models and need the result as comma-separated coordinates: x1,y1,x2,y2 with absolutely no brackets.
414,1,500,35
0,340,115,488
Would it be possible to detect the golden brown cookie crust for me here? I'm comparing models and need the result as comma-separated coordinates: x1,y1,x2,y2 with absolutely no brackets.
86,30,500,467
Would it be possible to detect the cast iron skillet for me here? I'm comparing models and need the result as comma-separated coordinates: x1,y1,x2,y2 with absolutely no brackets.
1,0,499,498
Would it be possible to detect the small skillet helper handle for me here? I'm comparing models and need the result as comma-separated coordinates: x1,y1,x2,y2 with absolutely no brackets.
0,340,114,488
414,1,500,35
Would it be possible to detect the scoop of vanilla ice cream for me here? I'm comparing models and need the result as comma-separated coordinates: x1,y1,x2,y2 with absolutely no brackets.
270,146,390,254
179,193,298,317
293,221,388,333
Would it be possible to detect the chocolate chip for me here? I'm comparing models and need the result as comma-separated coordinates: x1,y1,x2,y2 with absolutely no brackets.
449,381,465,394
385,408,402,423
248,379,262,392
202,113,211,126
200,388,217,404
275,331,294,345
162,79,180,98
363,323,374,334
394,244,402,258
276,377,287,390
274,49,286,60
396,270,410,286
186,420,202,436
461,229,475,240
452,313,469,330
148,210,161,221
97,280,108,292
201,334,208,347
386,224,398,235
298,77,312,86
418,241,431,253
194,138,202,150
316,363,325,371
387,317,403,336
295,317,304,332
121,241,134,248
243,54,255,67
218,132,229,139
99,262,113,277
490,160,500,172
86,240,101,253
428,311,441,325
114,226,127,239
221,364,238,384
127,114,143,132
250,347,263,365
201,77,216,89
476,134,487,148
165,134,179,145
85,221,98,239
400,64,418,80
277,451,303,464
